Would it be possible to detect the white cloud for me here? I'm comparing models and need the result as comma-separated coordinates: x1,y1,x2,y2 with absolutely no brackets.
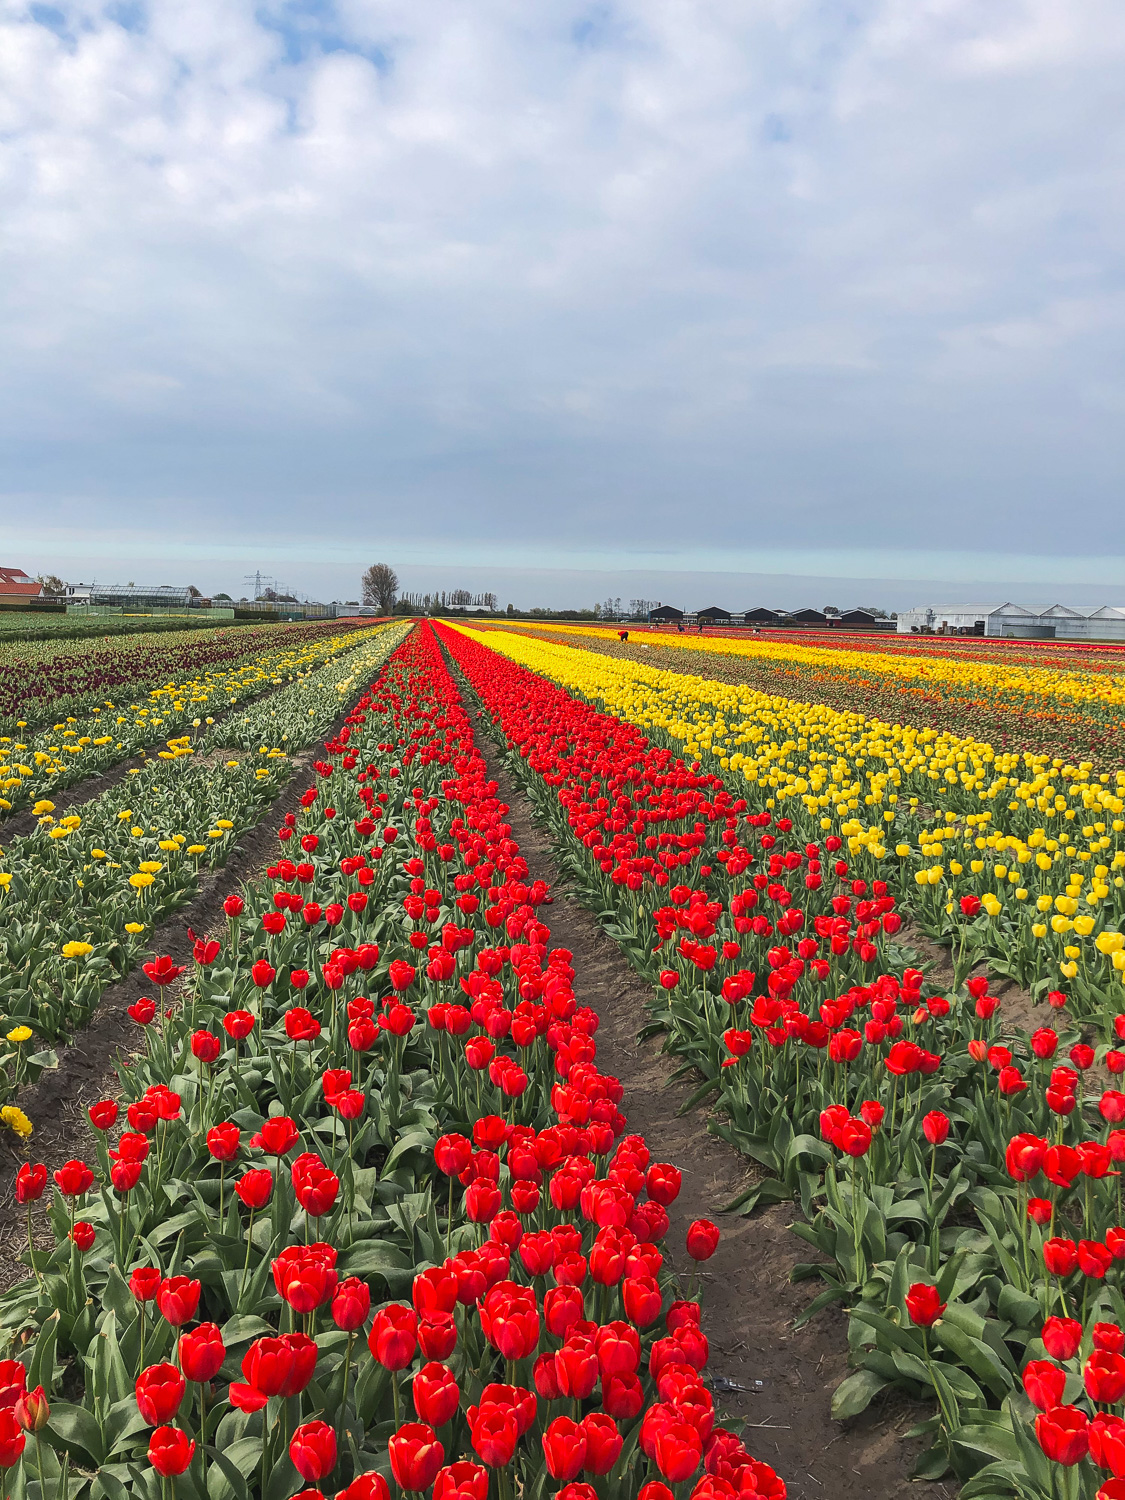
0,0,1122,588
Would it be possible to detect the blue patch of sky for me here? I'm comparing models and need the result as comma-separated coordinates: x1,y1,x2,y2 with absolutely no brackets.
255,0,392,72
29,3,71,37
762,113,791,143
106,0,146,32
571,5,616,50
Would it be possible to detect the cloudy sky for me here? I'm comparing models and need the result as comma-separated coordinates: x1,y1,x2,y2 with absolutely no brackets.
2,0,1123,609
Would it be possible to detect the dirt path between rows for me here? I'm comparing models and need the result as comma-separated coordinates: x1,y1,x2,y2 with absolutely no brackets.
473,726,937,1500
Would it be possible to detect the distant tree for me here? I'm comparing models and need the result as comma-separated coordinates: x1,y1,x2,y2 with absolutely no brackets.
506,602,516,615
36,573,67,595
187,584,203,598
362,563,399,614
213,592,232,601
823,605,840,617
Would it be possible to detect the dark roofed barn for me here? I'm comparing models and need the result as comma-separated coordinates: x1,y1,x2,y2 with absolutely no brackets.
788,608,827,626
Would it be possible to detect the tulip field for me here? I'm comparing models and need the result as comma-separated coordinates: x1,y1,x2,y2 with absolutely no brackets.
2,621,1125,1500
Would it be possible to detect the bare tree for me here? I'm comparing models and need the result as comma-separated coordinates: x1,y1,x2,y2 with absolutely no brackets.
36,573,67,595
362,563,399,614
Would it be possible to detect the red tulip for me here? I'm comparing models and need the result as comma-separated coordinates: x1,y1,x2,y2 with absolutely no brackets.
418,1312,457,1361
53,1159,94,1198
685,1221,720,1261
581,1412,622,1474
1043,1239,1079,1277
434,1135,473,1177
834,1118,872,1157
135,1364,185,1426
0,1410,26,1468
290,1420,337,1483
431,1463,488,1500
336,1474,391,1500
1042,1317,1083,1361
148,1426,195,1476
653,1420,702,1483
413,1363,460,1427
191,1030,221,1063
223,1010,255,1041
369,1304,418,1371
255,1115,299,1155
1035,1405,1088,1466
143,956,185,987
15,1163,48,1203
1022,1360,1066,1411
467,1403,519,1468
922,1111,950,1146
904,1284,945,1327
130,1267,162,1303
179,1324,225,1383
71,1221,96,1251
291,1154,339,1217
542,1416,586,1481
236,1169,274,1209
241,1336,295,1397
1086,1351,1125,1405
389,1423,444,1491
157,1276,200,1327
332,1277,371,1333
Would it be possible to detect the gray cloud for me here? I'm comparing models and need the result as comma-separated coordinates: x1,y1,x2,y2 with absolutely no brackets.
1,0,1123,594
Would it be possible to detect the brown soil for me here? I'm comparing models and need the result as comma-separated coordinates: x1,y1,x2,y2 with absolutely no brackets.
476,730,936,1500
898,916,1040,1037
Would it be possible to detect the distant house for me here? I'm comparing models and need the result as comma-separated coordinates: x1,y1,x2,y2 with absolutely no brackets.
648,605,684,623
839,609,877,626
742,607,781,625
695,606,732,623
788,608,828,627
0,567,43,598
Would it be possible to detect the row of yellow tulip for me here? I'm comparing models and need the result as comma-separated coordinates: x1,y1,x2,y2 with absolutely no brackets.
515,620,1125,711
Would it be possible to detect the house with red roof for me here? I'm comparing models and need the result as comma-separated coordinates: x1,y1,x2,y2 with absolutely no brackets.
0,567,43,598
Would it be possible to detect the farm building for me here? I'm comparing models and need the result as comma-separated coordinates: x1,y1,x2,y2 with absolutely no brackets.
787,608,828,626
898,603,1125,640
649,605,684,622
67,583,201,609
695,605,732,622
742,607,782,624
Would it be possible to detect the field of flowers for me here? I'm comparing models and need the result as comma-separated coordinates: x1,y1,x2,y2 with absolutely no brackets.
0,624,771,1500
0,622,388,819
487,623,1125,769
4,616,1125,1500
